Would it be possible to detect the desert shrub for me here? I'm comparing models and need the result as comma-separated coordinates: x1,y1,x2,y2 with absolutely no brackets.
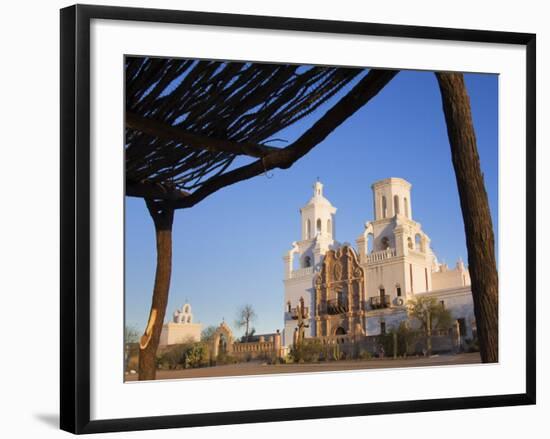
156,342,210,370
215,351,238,365
289,339,324,363
394,322,419,356
266,355,284,365
157,344,189,370
358,349,373,360
464,337,480,353
125,343,139,372
376,323,420,358
183,343,209,368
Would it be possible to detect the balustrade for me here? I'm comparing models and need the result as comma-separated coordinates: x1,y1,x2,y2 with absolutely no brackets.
365,248,397,263
289,266,314,279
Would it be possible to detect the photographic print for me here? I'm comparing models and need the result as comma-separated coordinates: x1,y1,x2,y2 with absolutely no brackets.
124,58,498,382
60,5,535,432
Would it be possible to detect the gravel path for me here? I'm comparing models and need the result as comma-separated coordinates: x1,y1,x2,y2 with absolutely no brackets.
125,352,482,381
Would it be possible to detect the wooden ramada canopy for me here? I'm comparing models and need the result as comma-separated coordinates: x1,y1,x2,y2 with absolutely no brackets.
125,56,397,208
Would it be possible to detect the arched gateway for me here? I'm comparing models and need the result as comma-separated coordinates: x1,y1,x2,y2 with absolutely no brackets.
211,321,234,358
210,322,284,361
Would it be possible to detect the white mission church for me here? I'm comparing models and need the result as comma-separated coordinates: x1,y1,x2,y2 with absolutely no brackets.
282,177,476,349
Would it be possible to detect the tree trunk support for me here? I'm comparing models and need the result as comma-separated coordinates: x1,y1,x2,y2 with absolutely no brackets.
138,199,174,380
436,72,499,363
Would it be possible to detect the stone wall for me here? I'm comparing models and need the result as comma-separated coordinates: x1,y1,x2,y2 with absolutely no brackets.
311,332,458,358
231,340,277,360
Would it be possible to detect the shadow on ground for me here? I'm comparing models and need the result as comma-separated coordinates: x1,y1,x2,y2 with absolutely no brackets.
34,413,59,430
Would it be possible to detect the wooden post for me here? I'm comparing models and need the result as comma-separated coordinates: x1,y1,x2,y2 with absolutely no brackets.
138,200,174,380
436,72,499,363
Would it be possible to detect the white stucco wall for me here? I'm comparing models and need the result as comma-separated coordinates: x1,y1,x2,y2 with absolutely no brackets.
432,264,471,290
417,287,476,338
364,259,406,303
365,309,408,335
159,322,202,345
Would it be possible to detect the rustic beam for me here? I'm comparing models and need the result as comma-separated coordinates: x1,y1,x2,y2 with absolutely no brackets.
126,111,279,158
126,182,190,200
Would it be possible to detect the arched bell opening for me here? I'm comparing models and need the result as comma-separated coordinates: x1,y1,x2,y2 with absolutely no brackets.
335,326,346,336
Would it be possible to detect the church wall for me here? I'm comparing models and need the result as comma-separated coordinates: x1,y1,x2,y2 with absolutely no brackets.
365,310,408,335
284,275,315,314
409,261,430,294
283,274,315,346
364,260,406,304
432,267,470,290
417,288,476,339
159,322,202,346
372,220,395,251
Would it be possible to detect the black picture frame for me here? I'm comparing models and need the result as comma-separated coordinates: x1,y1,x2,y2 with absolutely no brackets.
60,4,536,434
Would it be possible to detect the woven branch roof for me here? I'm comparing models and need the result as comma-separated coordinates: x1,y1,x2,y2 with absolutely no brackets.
125,56,396,208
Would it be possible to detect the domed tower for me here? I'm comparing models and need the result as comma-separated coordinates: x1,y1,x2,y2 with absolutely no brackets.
300,180,337,242
372,177,412,222
283,180,338,277
356,177,435,311
282,180,338,347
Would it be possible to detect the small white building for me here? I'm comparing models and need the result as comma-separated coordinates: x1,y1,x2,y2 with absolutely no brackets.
283,178,476,348
159,303,202,346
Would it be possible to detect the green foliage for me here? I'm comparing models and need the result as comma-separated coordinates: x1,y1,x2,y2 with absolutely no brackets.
464,337,480,353
265,355,284,365
125,343,139,372
377,333,393,357
183,343,209,368
407,296,453,334
157,344,188,370
289,339,325,363
288,340,348,362
215,351,238,365
393,321,419,356
374,322,420,358
358,349,373,360
156,342,210,370
124,325,140,372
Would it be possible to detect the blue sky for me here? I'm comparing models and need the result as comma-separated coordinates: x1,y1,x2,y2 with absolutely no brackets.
125,68,498,338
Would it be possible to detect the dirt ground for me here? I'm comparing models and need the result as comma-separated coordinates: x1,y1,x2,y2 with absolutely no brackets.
125,352,482,381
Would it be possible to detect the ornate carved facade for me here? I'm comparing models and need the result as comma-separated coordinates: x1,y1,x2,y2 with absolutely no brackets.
283,179,475,351
314,245,366,337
